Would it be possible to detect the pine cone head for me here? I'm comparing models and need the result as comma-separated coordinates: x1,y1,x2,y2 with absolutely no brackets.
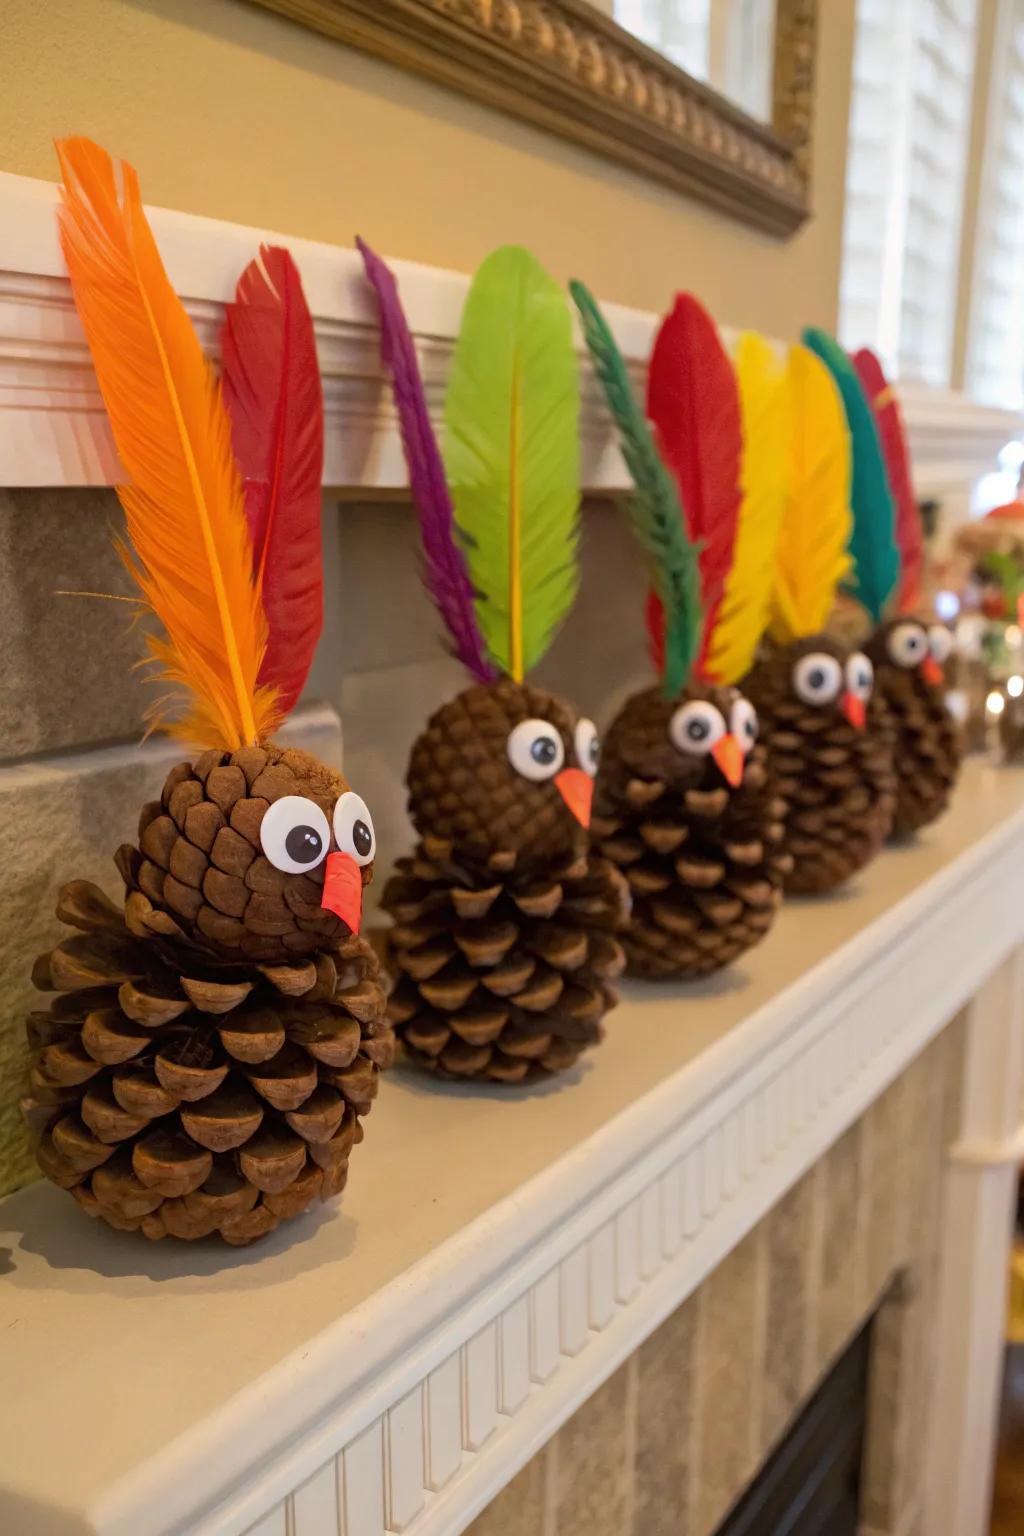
864,615,953,705
124,743,377,965
406,679,598,876
744,633,881,733
596,681,761,815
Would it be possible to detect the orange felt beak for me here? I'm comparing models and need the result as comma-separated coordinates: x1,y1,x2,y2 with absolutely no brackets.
320,851,363,935
921,656,944,686
842,692,866,730
711,733,744,788
555,767,594,829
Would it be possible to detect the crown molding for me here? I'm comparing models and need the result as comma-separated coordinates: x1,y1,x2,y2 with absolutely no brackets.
0,171,1017,502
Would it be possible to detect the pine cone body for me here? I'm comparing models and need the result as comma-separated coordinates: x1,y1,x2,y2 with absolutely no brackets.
22,746,392,1243
1000,690,1024,762
744,637,896,895
383,680,629,1083
865,620,962,836
592,683,788,979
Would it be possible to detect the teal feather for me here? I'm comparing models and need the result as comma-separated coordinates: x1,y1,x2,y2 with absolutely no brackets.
570,279,703,696
802,327,899,623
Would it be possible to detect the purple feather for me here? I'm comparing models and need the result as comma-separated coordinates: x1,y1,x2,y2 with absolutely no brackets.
357,237,495,683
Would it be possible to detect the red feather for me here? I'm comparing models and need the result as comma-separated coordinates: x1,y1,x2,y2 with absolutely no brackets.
221,245,324,719
646,294,743,674
853,348,923,615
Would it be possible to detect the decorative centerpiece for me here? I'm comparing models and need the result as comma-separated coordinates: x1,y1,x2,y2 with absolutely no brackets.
21,139,391,1244
360,242,628,1083
742,341,896,894
849,346,962,833
573,285,790,978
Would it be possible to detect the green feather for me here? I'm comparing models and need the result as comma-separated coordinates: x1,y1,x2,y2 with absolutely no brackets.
443,246,580,681
570,278,703,696
802,327,900,624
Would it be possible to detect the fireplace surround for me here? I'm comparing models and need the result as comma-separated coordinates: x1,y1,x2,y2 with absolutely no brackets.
0,172,1023,1536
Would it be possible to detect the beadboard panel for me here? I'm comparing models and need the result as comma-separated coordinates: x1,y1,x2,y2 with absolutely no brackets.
0,171,1017,510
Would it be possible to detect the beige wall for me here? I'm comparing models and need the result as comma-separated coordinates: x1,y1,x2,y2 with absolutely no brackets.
1,0,855,336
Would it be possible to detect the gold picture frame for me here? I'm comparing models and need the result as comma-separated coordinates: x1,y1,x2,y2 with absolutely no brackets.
249,0,816,237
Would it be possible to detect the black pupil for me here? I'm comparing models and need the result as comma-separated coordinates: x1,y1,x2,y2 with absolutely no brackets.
285,824,322,864
744,718,756,738
353,819,372,858
532,736,558,765
808,667,825,689
687,718,710,741
589,739,599,763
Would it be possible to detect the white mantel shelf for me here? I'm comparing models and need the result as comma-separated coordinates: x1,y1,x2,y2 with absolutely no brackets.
0,169,1019,499
3,760,1024,1536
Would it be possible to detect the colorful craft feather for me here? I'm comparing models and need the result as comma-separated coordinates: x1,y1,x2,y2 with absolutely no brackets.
443,246,580,682
704,333,788,684
646,293,744,673
221,244,323,719
771,345,852,643
803,328,899,625
853,347,923,615
56,136,273,749
570,279,703,697
357,237,495,683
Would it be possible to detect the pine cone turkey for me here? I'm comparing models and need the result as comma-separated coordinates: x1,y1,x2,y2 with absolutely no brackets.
743,637,896,895
592,682,788,978
22,745,393,1244
383,679,629,1084
864,618,961,835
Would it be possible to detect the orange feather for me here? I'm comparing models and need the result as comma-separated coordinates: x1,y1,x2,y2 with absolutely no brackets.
56,137,275,749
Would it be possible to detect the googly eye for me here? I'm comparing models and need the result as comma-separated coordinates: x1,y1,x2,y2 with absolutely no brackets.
730,697,758,754
574,717,600,777
846,651,874,702
259,795,331,875
333,791,376,868
887,621,929,668
507,718,566,782
669,700,727,756
929,625,954,664
792,652,843,706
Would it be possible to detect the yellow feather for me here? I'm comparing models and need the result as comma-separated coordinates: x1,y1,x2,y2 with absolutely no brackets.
770,344,852,643
704,332,788,683
56,137,275,749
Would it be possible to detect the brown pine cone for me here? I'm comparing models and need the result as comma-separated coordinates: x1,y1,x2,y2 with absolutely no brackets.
22,746,393,1243
384,844,627,1082
125,744,366,963
744,636,896,895
999,688,1024,762
593,682,789,979
864,618,962,836
384,679,629,1083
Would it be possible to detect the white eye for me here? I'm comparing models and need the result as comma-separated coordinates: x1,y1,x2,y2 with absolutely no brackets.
260,795,331,875
669,700,727,756
507,718,565,782
793,652,843,706
929,625,954,664
574,718,600,777
333,791,375,868
730,697,758,754
846,651,874,702
887,621,929,668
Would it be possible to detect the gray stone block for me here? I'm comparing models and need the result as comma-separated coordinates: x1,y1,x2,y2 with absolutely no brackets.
0,488,153,760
